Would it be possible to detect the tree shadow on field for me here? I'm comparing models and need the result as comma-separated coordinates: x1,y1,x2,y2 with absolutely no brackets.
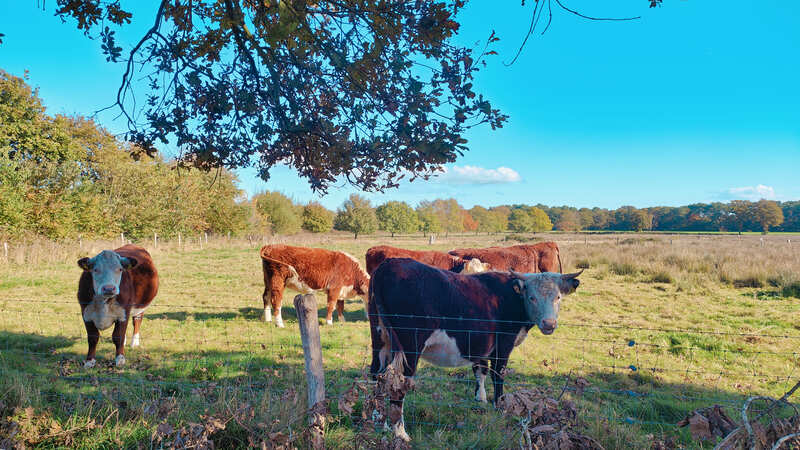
145,308,262,322
0,330,77,355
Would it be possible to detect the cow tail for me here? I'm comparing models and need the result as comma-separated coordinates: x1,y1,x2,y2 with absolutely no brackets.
557,249,563,274
372,288,407,374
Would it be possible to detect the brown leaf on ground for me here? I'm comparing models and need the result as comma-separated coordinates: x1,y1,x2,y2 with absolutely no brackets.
677,405,738,441
338,385,359,415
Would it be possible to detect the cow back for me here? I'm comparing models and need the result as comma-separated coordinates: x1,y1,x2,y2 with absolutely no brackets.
366,245,465,274
261,244,366,290
449,246,534,272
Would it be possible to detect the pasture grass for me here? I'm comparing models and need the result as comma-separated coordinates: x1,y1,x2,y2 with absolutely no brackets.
1,232,799,448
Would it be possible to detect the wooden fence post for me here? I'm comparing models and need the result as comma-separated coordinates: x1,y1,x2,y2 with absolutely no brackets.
3,242,7,261
294,294,326,449
204,232,208,244
154,232,158,249
121,232,125,245
178,233,182,248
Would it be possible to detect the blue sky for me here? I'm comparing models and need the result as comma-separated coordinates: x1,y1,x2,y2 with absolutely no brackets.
1,1,798,210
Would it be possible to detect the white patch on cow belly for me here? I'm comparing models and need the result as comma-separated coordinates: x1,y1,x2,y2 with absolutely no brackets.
513,328,528,347
285,265,314,294
130,305,149,318
83,298,126,330
339,285,356,299
420,330,471,367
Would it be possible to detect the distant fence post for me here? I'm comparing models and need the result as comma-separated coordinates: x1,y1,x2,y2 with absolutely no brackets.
204,232,208,244
178,233,182,248
428,234,436,245
78,235,82,250
3,242,7,261
120,232,125,245
154,232,158,249
294,294,326,449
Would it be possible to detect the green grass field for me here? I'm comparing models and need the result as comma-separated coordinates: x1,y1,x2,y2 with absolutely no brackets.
1,232,798,448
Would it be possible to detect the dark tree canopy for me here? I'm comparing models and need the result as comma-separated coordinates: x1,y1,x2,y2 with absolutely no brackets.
38,1,660,193
51,0,508,193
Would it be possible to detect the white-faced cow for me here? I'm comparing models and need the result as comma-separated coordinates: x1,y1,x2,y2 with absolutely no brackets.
260,244,370,327
365,245,490,275
368,258,581,441
449,242,563,273
77,244,159,368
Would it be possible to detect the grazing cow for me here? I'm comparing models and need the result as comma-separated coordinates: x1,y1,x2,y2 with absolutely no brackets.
368,258,581,441
260,244,370,327
365,245,490,275
449,241,563,273
77,244,159,368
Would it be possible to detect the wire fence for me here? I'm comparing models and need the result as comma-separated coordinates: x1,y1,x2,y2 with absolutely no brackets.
1,296,798,447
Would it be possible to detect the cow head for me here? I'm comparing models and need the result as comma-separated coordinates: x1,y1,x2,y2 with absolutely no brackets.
78,250,138,299
511,270,582,335
354,272,370,296
461,258,491,274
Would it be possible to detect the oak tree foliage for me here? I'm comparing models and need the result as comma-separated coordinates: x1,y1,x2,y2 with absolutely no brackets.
52,0,508,193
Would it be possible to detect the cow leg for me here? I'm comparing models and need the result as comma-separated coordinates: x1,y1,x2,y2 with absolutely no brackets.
84,321,100,368
388,353,418,442
325,287,341,325
130,314,143,347
473,360,489,403
262,287,272,323
271,287,286,328
111,319,129,367
336,300,346,323
489,356,509,405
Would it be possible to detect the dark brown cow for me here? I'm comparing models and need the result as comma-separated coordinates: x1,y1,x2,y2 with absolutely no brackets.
449,241,563,273
365,245,490,275
369,258,581,441
260,244,370,327
77,244,159,368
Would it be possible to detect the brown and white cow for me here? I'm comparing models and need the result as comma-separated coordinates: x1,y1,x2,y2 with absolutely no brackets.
365,245,490,275
449,241,562,273
368,258,581,441
260,244,370,327
77,244,159,368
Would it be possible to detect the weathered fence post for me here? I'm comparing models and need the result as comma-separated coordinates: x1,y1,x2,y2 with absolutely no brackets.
428,234,436,245
178,233,182,248
3,242,7,261
294,294,326,449
120,232,125,245
204,232,208,244
154,232,158,249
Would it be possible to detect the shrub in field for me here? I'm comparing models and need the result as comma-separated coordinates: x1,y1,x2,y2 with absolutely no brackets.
575,259,591,269
375,201,420,237
648,270,674,284
782,281,800,299
302,202,334,233
733,276,765,288
609,261,638,276
253,191,302,235
334,194,377,239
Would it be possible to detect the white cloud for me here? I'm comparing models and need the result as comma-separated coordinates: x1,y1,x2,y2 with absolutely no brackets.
434,165,521,185
725,184,776,200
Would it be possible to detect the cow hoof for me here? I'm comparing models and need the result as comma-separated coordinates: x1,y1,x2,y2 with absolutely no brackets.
274,318,285,328
131,333,141,347
326,319,333,325
392,421,411,442
84,359,96,368
115,355,126,367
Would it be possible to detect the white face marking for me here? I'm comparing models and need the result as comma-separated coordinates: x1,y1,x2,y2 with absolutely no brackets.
475,372,488,402
342,251,370,280
83,298,126,330
462,258,490,274
420,330,472,367
513,328,529,347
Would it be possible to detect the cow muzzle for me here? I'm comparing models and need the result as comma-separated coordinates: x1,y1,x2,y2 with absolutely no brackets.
100,284,118,297
539,319,557,335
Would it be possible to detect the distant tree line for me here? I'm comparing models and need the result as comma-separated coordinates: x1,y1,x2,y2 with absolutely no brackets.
1,70,796,240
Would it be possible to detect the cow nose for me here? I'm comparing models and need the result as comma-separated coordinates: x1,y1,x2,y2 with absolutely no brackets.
540,319,557,334
101,285,116,295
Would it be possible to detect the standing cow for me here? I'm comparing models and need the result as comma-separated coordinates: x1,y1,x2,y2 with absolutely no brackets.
77,244,159,368
449,241,562,273
365,245,490,275
368,258,581,441
260,244,370,327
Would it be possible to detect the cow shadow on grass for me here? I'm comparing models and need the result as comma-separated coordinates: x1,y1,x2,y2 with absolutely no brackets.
144,307,263,322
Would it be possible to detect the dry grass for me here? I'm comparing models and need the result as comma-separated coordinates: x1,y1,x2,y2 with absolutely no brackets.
1,231,799,448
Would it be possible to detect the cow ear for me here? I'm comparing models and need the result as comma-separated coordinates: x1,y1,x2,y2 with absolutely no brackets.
512,278,525,295
78,257,92,271
120,257,138,270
